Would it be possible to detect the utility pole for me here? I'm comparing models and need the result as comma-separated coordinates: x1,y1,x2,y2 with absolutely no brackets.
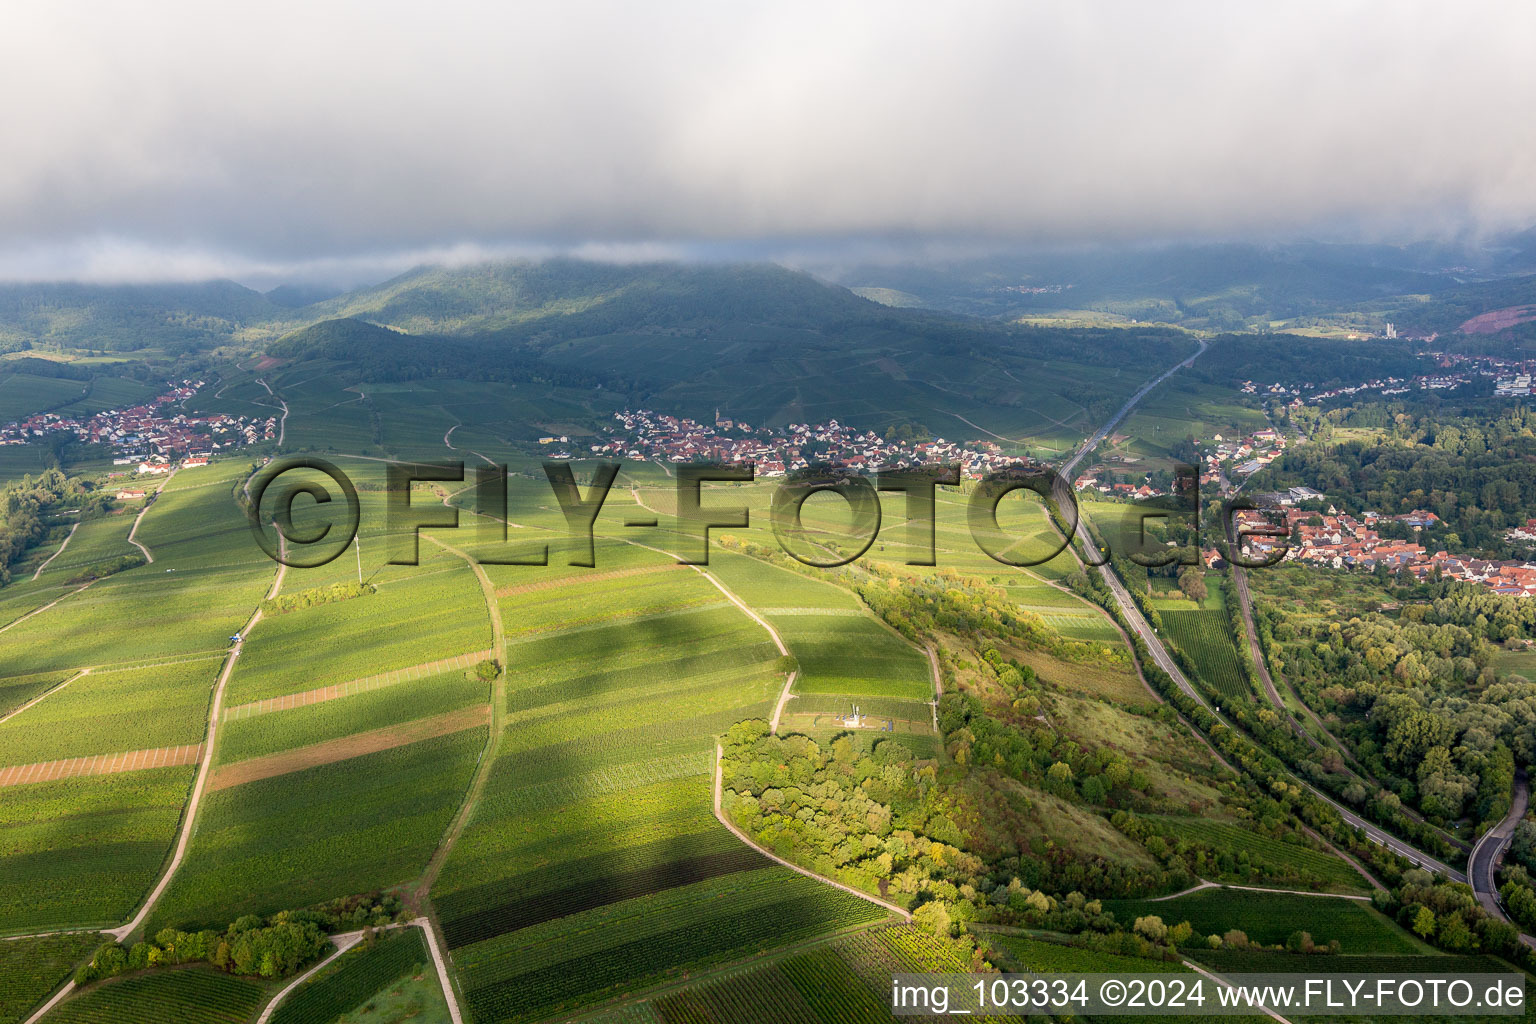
355,533,363,585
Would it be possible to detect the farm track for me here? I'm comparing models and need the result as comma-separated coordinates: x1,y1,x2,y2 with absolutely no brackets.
254,928,369,1024
126,467,177,563
1146,879,1371,902
622,484,801,732
0,742,203,787
403,528,503,1024
30,522,79,580
223,648,496,721
102,478,291,944
210,704,491,791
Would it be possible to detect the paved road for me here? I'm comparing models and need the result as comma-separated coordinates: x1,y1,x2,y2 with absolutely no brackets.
1060,338,1208,482
1050,340,1464,882
1469,771,1536,946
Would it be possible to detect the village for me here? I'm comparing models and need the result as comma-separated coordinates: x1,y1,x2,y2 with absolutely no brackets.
0,380,275,473
590,409,1022,477
1073,424,1290,502
1231,502,1536,598
1240,351,1536,405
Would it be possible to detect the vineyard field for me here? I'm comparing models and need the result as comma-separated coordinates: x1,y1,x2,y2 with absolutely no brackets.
1105,889,1420,953
0,660,218,765
218,669,487,763
40,966,264,1024
0,932,101,1024
271,927,433,1024
1159,610,1250,700
149,729,484,931
0,767,193,933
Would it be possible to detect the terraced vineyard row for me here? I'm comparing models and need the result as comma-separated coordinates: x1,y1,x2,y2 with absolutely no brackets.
460,872,884,1023
643,924,995,1024
0,766,194,933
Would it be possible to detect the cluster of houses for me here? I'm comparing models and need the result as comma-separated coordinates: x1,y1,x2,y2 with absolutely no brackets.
1073,427,1288,501
594,410,1019,477
1202,427,1288,483
1240,352,1536,407
1231,503,1536,597
0,380,274,466
1240,372,1467,405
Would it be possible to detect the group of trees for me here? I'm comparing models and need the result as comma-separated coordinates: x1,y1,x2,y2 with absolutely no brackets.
261,581,376,615
1255,591,1532,829
74,893,402,986
77,915,328,984
1388,870,1525,957
0,468,111,584
720,720,989,916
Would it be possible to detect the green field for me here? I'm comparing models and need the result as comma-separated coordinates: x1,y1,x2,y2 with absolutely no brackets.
429,544,907,1021
0,932,102,1024
0,660,218,765
40,966,265,1024
453,869,887,1023
705,553,932,701
643,924,1005,1024
0,671,72,719
227,561,490,705
150,729,484,930
218,668,487,763
1160,609,1251,700
0,767,193,933
1105,889,1421,953
272,928,442,1024
0,373,85,422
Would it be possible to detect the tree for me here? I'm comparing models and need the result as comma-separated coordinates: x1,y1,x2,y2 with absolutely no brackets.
1411,906,1437,938
1133,915,1168,943
1046,761,1075,797
1177,567,1207,603
914,900,952,938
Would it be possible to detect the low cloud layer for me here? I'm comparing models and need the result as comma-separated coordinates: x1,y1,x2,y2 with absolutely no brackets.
2,1,1533,281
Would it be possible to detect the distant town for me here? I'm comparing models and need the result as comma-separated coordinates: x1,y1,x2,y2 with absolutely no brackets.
591,409,1021,477
1242,351,1536,405
0,380,275,470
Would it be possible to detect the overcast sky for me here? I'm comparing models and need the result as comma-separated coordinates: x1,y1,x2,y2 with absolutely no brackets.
2,1,1533,283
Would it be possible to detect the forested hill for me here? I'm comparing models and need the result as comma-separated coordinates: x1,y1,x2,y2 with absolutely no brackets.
0,279,274,353
258,262,1196,431
301,260,886,339
267,317,602,387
